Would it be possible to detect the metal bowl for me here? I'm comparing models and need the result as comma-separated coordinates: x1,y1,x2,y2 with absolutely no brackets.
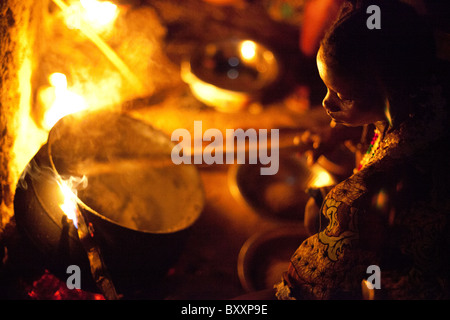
228,154,335,221
181,38,281,112
237,226,308,292
14,110,204,295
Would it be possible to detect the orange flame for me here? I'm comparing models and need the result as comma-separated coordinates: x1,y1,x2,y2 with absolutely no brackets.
41,72,88,130
58,181,80,227
57,175,88,228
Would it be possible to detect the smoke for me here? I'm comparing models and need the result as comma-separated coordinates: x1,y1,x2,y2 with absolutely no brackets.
38,3,179,121
59,174,88,193
17,159,55,191
17,157,88,194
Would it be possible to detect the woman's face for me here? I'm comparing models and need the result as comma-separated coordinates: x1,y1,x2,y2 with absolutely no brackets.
316,47,386,127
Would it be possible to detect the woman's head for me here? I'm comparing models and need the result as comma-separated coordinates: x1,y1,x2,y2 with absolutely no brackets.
317,0,436,127
317,44,387,126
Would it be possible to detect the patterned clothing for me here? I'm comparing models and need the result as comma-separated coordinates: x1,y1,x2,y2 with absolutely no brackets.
276,80,450,299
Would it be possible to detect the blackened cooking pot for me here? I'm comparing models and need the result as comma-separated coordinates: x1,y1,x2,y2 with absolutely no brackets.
14,110,204,296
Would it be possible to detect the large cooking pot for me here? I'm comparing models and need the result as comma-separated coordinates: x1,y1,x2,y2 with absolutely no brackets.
14,110,204,296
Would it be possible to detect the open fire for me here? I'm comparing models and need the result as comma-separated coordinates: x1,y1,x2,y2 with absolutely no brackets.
41,72,88,130
39,0,130,131
57,175,87,227
56,174,120,300
33,0,177,136
58,180,80,226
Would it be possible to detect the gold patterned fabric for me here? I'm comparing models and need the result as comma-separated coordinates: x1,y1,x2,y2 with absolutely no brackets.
276,80,450,299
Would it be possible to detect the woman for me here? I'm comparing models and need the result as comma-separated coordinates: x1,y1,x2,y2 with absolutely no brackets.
276,0,450,299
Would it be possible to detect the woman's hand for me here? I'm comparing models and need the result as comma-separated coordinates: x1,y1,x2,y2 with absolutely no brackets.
297,124,363,167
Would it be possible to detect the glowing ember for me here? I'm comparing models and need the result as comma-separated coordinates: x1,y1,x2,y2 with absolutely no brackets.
28,270,105,300
42,72,88,130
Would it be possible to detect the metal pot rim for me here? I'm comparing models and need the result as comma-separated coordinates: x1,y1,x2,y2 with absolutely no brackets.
45,110,204,235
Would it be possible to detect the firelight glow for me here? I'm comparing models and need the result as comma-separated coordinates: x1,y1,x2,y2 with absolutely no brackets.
240,40,257,61
42,72,88,130
52,0,145,95
80,0,118,29
310,169,335,188
65,0,119,32
180,61,249,112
